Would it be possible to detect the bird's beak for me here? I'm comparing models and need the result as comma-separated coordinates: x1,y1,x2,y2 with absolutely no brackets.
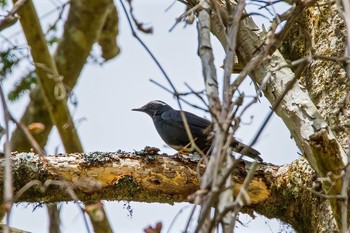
132,105,153,117
132,107,145,112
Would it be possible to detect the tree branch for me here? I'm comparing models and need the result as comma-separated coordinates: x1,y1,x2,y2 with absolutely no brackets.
281,3,350,229
197,0,347,228
0,0,28,31
97,5,120,61
10,0,119,151
0,151,338,232
13,0,83,153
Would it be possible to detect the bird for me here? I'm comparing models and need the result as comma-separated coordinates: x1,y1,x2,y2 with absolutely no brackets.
132,100,262,162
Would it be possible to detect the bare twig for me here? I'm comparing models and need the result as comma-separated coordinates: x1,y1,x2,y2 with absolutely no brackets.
0,0,28,31
195,0,224,230
9,116,45,155
150,79,208,112
340,152,350,232
166,205,191,233
2,99,92,233
14,0,83,153
1,83,92,232
119,0,174,94
47,204,61,233
0,83,13,233
125,0,153,33
44,2,69,36
169,3,201,32
120,0,204,155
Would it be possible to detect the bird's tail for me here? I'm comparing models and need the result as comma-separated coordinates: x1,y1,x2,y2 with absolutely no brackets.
231,138,263,162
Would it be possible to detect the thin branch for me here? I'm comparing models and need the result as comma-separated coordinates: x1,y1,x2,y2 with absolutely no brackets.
120,0,204,155
150,79,208,112
166,205,191,233
169,3,201,32
4,100,92,233
119,0,175,95
10,0,112,152
14,0,83,153
0,83,13,233
0,0,28,31
341,155,350,232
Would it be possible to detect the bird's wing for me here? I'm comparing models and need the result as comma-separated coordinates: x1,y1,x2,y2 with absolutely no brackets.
160,110,211,136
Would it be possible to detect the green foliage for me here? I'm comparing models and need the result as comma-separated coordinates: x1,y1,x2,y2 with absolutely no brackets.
46,23,59,47
0,0,7,8
0,48,20,79
47,36,59,46
7,71,37,102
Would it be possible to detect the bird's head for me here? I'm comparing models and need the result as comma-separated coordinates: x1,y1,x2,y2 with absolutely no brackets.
132,100,172,117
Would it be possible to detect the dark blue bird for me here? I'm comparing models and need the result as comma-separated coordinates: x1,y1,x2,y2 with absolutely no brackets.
132,100,262,161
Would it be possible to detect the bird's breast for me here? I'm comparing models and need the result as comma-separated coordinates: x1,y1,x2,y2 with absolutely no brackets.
153,118,188,147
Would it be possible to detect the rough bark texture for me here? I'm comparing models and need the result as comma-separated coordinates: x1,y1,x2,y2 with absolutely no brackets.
2,151,337,232
186,0,347,229
4,1,348,232
281,2,350,229
282,4,350,150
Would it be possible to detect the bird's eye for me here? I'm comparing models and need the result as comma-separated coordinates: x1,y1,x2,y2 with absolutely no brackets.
147,103,154,109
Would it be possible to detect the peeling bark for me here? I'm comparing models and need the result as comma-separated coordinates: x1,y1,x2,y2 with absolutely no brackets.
281,3,350,229
187,0,348,229
282,4,350,150
3,1,348,232
1,151,337,232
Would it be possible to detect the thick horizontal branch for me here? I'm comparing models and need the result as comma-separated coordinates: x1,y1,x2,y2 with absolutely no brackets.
1,151,337,232
6,151,199,203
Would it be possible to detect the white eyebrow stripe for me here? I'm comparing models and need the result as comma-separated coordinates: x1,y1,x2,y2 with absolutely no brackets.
151,100,167,105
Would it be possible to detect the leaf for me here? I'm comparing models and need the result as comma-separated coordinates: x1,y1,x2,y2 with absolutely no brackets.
143,222,162,233
7,71,37,102
0,48,20,78
27,122,45,134
0,0,8,8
